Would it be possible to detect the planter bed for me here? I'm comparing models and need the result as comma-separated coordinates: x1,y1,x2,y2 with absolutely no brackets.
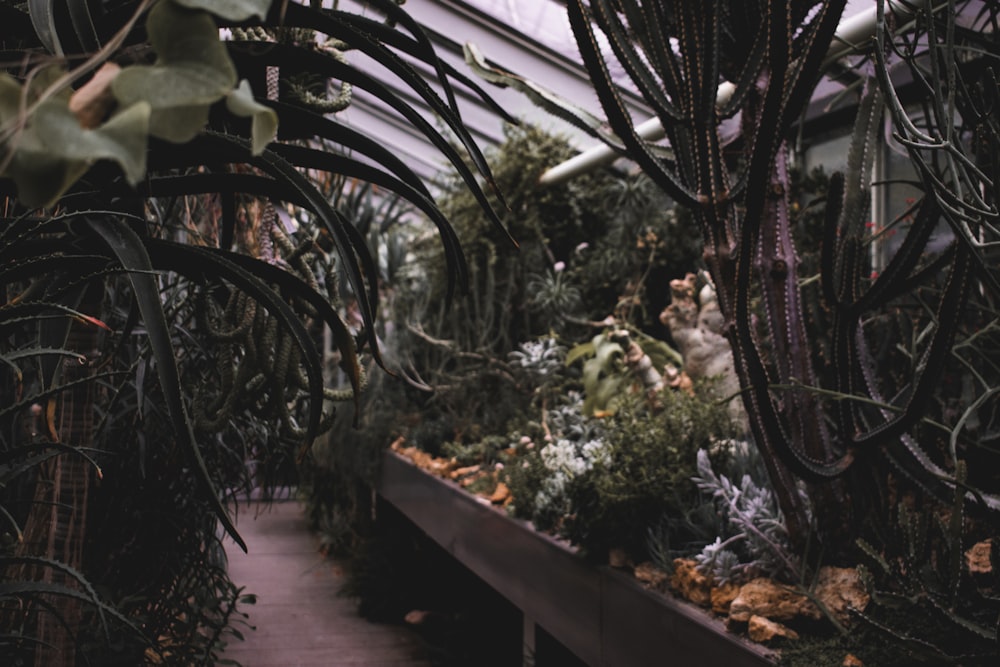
377,450,777,667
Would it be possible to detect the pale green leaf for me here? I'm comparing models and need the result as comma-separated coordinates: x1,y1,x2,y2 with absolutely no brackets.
112,0,236,142
226,80,278,154
0,147,87,209
172,0,272,22
33,101,150,184
0,67,150,207
565,341,596,367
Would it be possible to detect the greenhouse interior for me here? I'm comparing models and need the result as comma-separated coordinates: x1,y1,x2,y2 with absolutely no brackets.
2,0,1000,665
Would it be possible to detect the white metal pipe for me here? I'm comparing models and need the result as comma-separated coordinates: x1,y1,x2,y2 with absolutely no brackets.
538,2,914,187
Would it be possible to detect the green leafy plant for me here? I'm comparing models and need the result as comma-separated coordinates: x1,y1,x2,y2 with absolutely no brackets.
502,384,737,562
1,0,509,663
562,386,737,561
476,0,1000,566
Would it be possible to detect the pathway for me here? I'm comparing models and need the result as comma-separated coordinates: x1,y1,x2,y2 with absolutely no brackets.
221,500,431,666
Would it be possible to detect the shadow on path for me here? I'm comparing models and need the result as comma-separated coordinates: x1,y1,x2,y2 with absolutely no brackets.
221,500,431,667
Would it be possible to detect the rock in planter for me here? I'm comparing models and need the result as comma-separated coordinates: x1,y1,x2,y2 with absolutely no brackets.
812,566,870,627
634,562,669,589
728,578,819,625
747,615,799,643
711,581,741,615
729,567,869,628
670,558,713,608
966,539,993,577
489,481,510,504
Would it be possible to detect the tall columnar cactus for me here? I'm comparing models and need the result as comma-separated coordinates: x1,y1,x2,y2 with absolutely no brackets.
479,1,1000,550
561,0,855,545
576,0,1000,550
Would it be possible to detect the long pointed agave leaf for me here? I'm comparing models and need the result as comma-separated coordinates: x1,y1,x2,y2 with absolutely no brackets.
0,371,121,425
216,135,382,365
0,442,103,487
148,100,434,203
137,162,466,310
227,43,515,247
281,2,511,213
0,301,111,335
326,0,461,116
143,131,379,359
267,102,434,199
269,143,469,300
0,347,86,388
207,132,383,365
0,252,112,288
464,42,628,154
138,165,464,306
0,554,143,642
84,215,246,552
306,6,519,125
178,244,366,423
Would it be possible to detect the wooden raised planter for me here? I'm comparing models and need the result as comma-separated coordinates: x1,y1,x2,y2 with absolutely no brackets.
377,451,777,667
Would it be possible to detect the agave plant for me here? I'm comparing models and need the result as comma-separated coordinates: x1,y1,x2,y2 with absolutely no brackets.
0,0,509,663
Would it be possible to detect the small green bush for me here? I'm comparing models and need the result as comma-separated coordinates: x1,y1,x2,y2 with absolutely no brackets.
564,386,736,562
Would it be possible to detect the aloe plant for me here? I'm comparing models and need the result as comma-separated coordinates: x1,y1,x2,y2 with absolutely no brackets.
0,0,509,662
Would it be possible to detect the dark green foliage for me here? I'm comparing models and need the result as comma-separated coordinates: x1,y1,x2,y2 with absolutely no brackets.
850,465,1000,664
501,385,736,563
413,124,699,357
1,0,509,663
562,387,736,561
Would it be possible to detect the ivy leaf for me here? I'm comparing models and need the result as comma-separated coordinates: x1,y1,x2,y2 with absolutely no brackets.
172,0,272,22
112,0,236,143
226,80,277,155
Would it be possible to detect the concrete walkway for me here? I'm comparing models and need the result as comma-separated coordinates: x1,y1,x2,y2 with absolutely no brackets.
221,500,431,666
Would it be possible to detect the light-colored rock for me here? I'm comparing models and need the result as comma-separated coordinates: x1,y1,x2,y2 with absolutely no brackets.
747,615,799,643
609,548,631,569
450,464,481,479
728,578,818,624
489,482,510,504
729,568,869,628
459,472,485,488
670,558,713,608
966,539,993,576
392,442,456,477
813,566,870,626
711,581,741,615
404,609,431,625
842,654,864,667
634,562,669,588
